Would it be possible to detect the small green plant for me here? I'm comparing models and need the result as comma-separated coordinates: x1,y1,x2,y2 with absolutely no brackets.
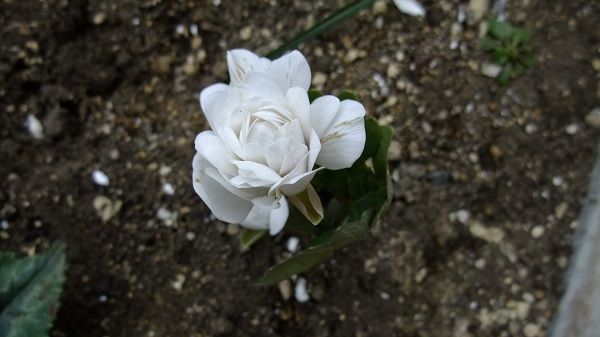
0,242,66,337
480,18,535,86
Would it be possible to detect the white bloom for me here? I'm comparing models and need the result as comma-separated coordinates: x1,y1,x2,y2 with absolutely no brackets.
193,49,366,235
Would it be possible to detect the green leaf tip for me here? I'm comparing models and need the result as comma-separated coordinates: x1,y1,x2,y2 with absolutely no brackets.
0,241,67,337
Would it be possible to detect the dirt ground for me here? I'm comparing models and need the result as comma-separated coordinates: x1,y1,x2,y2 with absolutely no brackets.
1,0,600,336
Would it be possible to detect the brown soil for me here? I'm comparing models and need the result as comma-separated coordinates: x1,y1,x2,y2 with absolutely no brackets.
1,1,599,336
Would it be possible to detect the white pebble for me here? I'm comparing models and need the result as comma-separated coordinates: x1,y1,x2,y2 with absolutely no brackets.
25,114,44,139
481,62,502,78
294,277,310,303
0,220,9,230
531,225,545,239
286,237,300,253
565,123,579,135
189,23,199,36
525,123,538,134
392,0,426,17
171,274,186,291
92,170,110,186
175,24,186,35
162,182,175,195
372,73,389,96
552,176,563,187
455,209,471,224
380,291,390,300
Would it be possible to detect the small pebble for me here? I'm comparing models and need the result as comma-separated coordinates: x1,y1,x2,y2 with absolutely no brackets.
0,220,9,230
531,225,545,239
172,274,186,291
525,123,538,134
481,62,502,78
585,107,600,128
226,223,240,236
294,277,310,302
565,123,579,135
552,176,563,187
523,323,540,337
185,232,196,241
278,280,292,300
415,268,428,283
25,114,44,139
92,170,110,186
286,237,300,253
380,291,390,300
162,183,175,195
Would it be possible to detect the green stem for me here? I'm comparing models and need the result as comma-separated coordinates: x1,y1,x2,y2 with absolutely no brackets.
266,0,376,60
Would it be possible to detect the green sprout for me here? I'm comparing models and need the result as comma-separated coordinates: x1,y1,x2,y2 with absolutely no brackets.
480,18,535,86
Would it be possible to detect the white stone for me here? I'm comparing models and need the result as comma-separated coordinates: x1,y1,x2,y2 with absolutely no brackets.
92,170,110,186
25,114,44,139
286,237,300,253
481,62,502,78
294,277,310,302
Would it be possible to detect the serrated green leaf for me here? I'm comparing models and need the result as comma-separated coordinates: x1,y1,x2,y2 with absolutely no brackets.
338,90,360,101
240,229,267,251
308,89,324,103
0,242,67,337
258,212,371,285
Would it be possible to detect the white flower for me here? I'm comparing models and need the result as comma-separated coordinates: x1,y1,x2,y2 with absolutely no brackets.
193,49,366,235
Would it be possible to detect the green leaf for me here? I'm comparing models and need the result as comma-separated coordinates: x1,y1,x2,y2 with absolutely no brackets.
0,242,67,337
491,49,510,65
520,52,535,68
480,37,501,52
488,18,514,40
266,0,376,59
258,212,371,285
497,63,513,86
240,229,267,251
511,28,532,46
512,63,525,77
284,206,318,236
308,89,324,103
337,90,360,101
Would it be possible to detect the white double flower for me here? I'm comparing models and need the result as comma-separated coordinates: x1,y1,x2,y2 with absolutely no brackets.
193,49,366,235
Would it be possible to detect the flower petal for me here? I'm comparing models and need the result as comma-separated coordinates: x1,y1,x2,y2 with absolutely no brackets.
309,95,341,138
308,129,321,170
288,184,323,225
227,49,271,85
240,206,270,230
192,154,253,223
195,131,237,176
269,50,311,92
279,168,323,196
199,83,230,131
232,160,282,187
285,87,311,141
269,196,289,235
316,100,366,170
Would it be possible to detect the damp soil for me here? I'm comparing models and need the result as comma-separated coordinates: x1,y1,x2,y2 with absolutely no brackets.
1,1,600,336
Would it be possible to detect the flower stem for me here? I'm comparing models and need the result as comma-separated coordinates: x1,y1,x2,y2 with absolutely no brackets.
266,0,376,60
